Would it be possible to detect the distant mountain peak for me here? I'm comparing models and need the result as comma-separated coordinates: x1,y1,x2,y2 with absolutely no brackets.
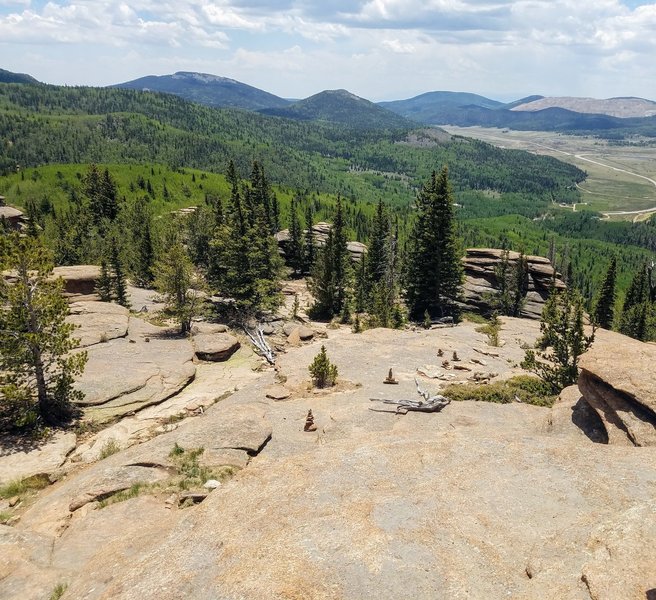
112,72,290,111
259,88,414,129
0,68,40,85
172,72,240,86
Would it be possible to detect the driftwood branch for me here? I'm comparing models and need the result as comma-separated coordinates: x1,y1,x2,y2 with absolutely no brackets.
243,324,275,365
369,377,451,414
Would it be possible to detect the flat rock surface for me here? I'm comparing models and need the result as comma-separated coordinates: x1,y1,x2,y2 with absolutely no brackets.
74,317,196,421
68,301,130,347
0,431,76,485
4,317,656,599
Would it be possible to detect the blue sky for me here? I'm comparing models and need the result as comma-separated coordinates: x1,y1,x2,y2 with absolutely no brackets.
1,0,656,101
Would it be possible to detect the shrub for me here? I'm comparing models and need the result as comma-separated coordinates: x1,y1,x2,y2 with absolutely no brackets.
442,375,556,407
309,345,338,388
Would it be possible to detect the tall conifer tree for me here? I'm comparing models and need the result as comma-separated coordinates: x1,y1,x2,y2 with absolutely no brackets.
593,257,617,329
309,196,352,318
404,167,462,320
287,195,305,277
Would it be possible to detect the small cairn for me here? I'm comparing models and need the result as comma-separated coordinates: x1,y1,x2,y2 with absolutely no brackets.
442,359,450,369
304,409,317,432
437,349,444,357
452,351,460,362
383,368,399,385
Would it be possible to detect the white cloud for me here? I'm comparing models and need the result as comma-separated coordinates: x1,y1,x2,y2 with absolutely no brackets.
1,0,656,99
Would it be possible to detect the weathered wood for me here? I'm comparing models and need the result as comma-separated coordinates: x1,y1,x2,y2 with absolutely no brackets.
243,325,276,365
369,377,451,414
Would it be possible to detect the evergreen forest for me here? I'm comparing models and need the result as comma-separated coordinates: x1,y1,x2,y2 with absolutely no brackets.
1,80,655,341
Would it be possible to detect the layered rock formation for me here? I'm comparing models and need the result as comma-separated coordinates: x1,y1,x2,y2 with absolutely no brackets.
577,329,656,447
276,222,366,263
462,248,565,319
51,265,100,298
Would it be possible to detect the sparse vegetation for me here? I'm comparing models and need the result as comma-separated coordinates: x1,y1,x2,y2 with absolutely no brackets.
0,511,13,524
97,483,143,509
309,345,338,388
49,583,68,600
98,438,121,460
477,312,502,346
443,375,556,407
0,473,51,499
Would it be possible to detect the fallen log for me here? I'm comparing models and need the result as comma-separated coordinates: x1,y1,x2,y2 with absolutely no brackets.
243,324,276,365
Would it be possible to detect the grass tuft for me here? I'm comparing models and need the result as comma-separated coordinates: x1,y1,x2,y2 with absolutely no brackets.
98,438,121,460
0,473,51,499
49,583,68,600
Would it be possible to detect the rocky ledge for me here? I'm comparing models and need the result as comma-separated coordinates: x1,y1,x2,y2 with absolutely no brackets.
577,328,656,446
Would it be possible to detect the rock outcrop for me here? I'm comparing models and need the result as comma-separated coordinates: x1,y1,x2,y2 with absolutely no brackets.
577,329,656,446
74,317,196,422
192,332,240,362
462,248,565,319
68,301,130,347
51,265,100,297
3,317,656,599
0,432,76,486
276,222,366,263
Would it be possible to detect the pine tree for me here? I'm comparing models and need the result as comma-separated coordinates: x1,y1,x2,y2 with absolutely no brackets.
209,161,283,314
308,345,338,388
593,257,617,329
109,235,130,308
366,199,391,293
522,288,595,393
619,264,650,340
303,204,316,274
97,259,113,302
309,196,352,319
404,167,463,321
0,234,87,427
153,242,201,335
129,197,154,286
287,195,305,277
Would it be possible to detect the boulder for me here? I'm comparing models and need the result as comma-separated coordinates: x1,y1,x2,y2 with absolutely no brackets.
286,327,301,347
545,385,608,443
461,248,565,319
67,301,129,347
51,265,100,297
190,322,229,335
265,385,292,400
276,223,366,263
578,329,656,446
193,333,240,362
282,323,314,340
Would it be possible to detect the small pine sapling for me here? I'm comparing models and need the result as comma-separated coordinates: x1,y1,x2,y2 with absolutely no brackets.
308,345,338,388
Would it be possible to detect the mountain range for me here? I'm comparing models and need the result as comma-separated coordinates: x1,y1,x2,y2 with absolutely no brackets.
4,68,656,138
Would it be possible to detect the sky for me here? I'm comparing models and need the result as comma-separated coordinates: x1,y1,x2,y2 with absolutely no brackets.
1,0,656,102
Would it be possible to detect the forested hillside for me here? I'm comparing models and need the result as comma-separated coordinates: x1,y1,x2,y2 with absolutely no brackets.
1,81,654,316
